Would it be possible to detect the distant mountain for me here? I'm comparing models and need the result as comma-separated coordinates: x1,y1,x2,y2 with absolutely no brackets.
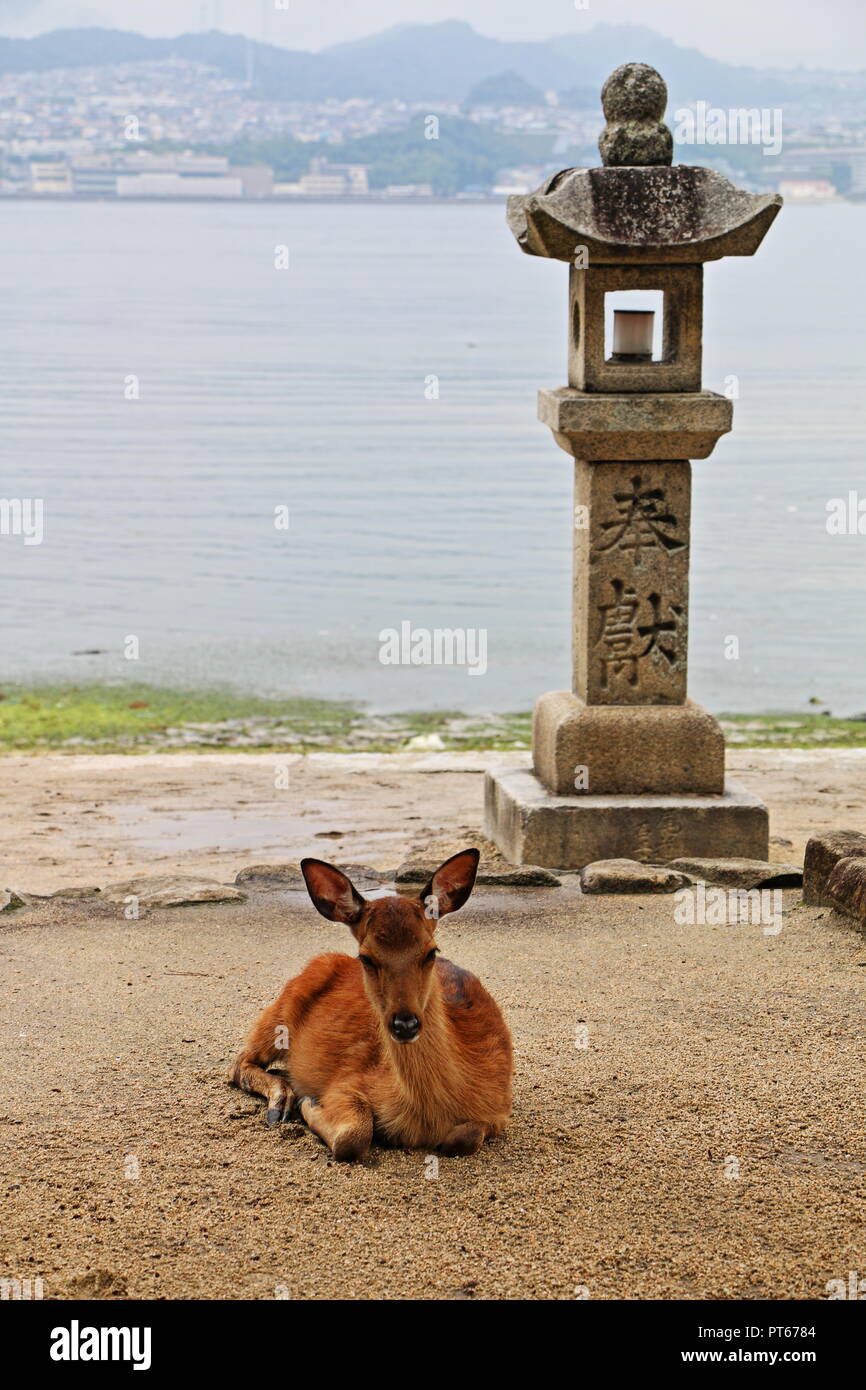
0,20,861,109
465,70,546,109
0,26,154,72
326,114,529,195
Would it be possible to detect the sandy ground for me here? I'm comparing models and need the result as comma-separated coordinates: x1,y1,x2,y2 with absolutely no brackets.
1,748,864,1301
3,747,866,893
1,882,864,1301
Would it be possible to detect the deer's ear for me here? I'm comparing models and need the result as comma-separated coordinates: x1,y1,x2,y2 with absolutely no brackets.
301,860,366,933
419,848,480,920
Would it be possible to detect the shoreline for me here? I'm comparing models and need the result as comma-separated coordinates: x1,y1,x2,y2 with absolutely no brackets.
0,682,865,754
2,745,864,895
0,193,505,206
1,194,857,207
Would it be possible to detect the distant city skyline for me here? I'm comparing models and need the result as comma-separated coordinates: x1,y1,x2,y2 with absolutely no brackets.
0,0,864,71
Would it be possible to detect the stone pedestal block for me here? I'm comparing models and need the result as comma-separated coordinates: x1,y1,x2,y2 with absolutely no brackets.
573,458,690,704
538,387,732,461
484,767,769,870
533,690,725,796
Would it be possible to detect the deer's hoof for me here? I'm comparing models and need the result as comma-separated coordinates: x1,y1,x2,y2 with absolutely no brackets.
266,1091,297,1126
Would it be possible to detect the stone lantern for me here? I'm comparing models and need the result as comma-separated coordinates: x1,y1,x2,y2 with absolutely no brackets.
485,62,782,868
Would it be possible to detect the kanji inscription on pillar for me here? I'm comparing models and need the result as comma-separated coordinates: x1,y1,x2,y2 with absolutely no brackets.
573,460,691,705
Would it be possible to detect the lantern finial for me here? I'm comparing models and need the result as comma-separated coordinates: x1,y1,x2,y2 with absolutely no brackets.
599,62,673,167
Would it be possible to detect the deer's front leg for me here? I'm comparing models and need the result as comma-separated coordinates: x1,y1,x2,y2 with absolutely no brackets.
298,1088,373,1162
437,1121,489,1157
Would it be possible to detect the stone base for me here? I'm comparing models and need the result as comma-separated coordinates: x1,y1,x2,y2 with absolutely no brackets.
538,386,732,460
533,691,725,796
484,767,769,870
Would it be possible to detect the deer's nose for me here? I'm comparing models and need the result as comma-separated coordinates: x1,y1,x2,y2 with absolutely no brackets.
390,1011,420,1043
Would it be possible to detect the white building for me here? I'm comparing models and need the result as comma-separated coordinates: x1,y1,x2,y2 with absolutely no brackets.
29,160,72,194
116,172,242,197
297,157,369,196
778,178,836,201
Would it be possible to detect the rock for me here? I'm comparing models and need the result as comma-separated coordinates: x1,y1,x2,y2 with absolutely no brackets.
803,831,866,906
580,859,692,894
235,863,305,888
103,876,246,908
825,857,866,925
334,864,395,890
50,886,101,899
235,862,393,893
0,889,26,913
667,858,802,890
396,828,560,888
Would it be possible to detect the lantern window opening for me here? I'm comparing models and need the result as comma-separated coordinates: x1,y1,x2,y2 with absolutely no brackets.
604,290,665,364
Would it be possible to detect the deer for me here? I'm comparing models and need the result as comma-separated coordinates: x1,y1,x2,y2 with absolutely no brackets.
228,848,512,1161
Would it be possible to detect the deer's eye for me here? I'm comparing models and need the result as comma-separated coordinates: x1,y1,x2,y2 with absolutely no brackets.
422,949,438,967
358,954,377,971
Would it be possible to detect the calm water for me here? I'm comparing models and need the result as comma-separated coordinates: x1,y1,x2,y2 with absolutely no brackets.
0,200,864,714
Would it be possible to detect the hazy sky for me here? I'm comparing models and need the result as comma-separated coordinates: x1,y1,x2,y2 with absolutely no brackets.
0,0,864,70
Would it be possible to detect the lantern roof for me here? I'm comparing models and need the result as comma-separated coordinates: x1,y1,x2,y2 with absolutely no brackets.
507,62,782,265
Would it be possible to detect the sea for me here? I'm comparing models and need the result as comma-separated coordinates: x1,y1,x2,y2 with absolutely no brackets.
0,198,864,714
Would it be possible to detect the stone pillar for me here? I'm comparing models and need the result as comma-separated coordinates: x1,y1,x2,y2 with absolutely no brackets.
533,456,727,800
572,458,692,707
484,61,782,869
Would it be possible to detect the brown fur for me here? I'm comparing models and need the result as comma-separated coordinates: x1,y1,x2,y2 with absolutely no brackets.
228,850,512,1161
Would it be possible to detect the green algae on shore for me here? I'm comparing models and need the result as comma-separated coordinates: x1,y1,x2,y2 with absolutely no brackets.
0,683,863,754
0,683,531,754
